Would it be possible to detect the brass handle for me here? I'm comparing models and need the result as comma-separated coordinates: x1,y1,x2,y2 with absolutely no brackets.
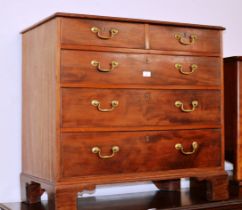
175,141,199,155
175,33,197,45
175,64,198,75
91,60,119,72
175,100,198,113
92,146,119,159
91,26,119,39
91,100,119,112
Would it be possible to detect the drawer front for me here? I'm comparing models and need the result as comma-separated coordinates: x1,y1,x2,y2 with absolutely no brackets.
61,18,145,49
149,25,221,54
61,89,221,128
61,50,221,86
60,129,221,177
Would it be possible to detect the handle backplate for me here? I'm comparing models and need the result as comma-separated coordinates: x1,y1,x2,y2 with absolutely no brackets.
175,33,197,45
91,60,119,72
91,26,119,39
175,100,198,113
175,141,199,155
91,99,119,112
175,63,198,75
92,146,119,159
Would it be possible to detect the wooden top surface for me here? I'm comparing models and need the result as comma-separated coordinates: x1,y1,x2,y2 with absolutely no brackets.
21,12,225,33
224,56,242,62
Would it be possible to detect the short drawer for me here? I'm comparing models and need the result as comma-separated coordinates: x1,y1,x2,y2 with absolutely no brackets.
61,88,221,129
61,50,221,87
61,18,145,49
149,25,221,54
60,129,221,178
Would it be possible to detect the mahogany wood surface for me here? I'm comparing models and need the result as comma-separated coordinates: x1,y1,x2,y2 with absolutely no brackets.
224,57,242,184
60,125,222,133
153,179,181,191
22,18,59,181
149,25,221,54
61,18,145,49
23,182,45,204
61,88,221,128
21,13,227,209
54,185,95,210
60,129,221,178
61,44,221,57
20,174,55,210
61,50,221,86
21,12,225,34
190,173,229,201
223,56,242,62
3,182,242,210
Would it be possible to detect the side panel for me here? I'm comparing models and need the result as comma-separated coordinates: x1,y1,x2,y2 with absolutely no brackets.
224,59,239,180
22,19,59,181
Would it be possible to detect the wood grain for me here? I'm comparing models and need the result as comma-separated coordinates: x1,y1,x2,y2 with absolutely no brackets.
60,83,221,91
61,44,221,57
61,18,145,49
61,88,221,129
60,125,221,133
22,18,59,181
55,184,95,210
5,184,242,210
224,57,241,182
61,50,221,87
21,12,225,34
60,129,221,178
191,173,229,201
21,12,227,208
223,56,242,62
150,25,221,54
238,61,242,182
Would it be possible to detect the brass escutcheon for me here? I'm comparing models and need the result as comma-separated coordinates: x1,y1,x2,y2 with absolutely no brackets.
175,63,198,75
91,100,119,112
91,60,119,72
91,26,119,39
175,141,199,155
175,33,197,45
175,100,198,113
92,146,120,159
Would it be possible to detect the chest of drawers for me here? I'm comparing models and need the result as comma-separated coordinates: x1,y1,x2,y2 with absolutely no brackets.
21,13,228,210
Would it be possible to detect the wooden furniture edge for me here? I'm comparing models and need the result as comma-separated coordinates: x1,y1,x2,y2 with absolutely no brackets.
20,170,229,208
224,56,242,62
2,190,242,210
21,12,225,34
60,125,222,132
60,44,222,57
21,168,225,187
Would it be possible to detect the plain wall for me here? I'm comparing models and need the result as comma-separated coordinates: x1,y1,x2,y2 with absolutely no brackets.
0,0,241,203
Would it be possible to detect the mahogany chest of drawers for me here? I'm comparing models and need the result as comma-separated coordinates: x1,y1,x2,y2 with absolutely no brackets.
21,13,228,210
224,56,242,185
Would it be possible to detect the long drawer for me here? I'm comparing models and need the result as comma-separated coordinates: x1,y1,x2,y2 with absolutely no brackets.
60,129,221,178
149,25,221,54
61,50,221,87
61,88,221,129
61,18,145,49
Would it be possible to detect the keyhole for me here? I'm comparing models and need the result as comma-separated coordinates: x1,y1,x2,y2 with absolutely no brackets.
144,93,151,100
145,57,151,64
